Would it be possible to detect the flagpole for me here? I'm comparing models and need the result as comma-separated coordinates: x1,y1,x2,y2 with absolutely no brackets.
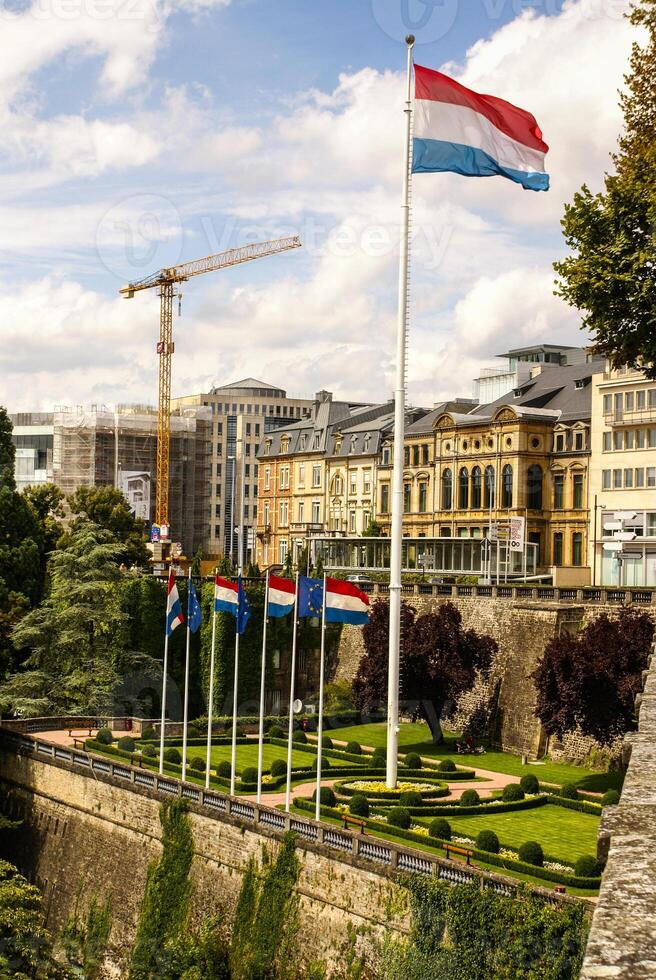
159,628,170,776
284,571,300,812
387,34,415,791
182,567,192,783
314,572,327,822
230,617,240,797
257,570,270,804
205,588,217,791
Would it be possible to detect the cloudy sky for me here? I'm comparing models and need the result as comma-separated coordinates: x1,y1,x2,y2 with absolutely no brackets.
0,0,636,411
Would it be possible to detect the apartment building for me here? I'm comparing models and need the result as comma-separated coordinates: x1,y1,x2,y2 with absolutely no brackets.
472,344,587,403
589,362,656,586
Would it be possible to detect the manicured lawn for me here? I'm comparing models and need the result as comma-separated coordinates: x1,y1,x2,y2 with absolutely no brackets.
322,722,623,792
415,804,599,865
202,742,354,775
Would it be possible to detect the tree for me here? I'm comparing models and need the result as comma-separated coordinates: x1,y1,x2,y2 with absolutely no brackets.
555,0,656,376
363,519,382,537
353,600,496,743
23,483,65,583
67,485,149,567
282,550,293,579
0,859,68,978
532,607,654,745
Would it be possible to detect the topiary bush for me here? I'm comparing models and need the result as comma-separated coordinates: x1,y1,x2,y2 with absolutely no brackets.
459,789,480,807
404,752,422,770
575,854,601,878
312,787,336,807
501,784,525,803
518,841,544,867
117,736,135,752
187,724,200,738
163,747,181,764
141,726,156,741
141,744,157,758
346,741,361,755
349,794,370,817
559,783,579,800
96,727,113,745
387,807,411,830
270,758,287,778
311,757,330,770
519,774,540,795
292,730,308,744
399,790,422,808
217,761,232,778
373,747,386,762
438,759,456,773
368,755,383,768
241,767,258,784
602,789,620,807
429,818,451,840
476,829,500,854
322,735,333,749
268,725,284,739
189,756,206,772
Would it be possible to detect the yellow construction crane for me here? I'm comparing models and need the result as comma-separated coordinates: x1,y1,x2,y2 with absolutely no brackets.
120,235,302,535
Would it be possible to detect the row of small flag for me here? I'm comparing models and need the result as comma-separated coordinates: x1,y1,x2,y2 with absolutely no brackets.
166,572,370,637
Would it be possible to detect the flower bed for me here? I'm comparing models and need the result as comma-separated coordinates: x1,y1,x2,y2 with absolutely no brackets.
334,779,448,800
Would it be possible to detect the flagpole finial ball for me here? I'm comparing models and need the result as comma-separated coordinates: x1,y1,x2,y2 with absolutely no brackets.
406,34,415,45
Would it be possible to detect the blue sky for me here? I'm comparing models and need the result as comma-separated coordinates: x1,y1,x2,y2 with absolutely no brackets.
0,0,634,409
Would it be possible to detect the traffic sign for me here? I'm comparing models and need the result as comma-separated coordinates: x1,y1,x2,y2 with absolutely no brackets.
614,531,637,541
603,542,623,552
603,521,623,531
614,511,637,521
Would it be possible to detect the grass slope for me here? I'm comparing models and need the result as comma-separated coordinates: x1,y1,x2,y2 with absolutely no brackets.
201,742,353,775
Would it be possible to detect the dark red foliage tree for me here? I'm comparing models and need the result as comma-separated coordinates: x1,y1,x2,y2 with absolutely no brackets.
532,607,655,745
353,600,496,743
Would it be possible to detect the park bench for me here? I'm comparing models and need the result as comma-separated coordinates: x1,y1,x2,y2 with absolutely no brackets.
72,738,86,750
68,727,93,738
442,843,474,865
342,815,366,834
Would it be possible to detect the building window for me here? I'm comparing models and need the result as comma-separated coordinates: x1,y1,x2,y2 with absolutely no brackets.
572,532,583,566
442,469,453,510
298,501,304,523
502,464,513,508
312,501,321,524
382,446,391,465
602,469,611,490
637,390,646,409
626,430,635,449
648,467,656,488
422,444,429,464
264,467,270,490
313,433,321,450
637,429,645,448
412,446,419,466
613,468,622,488
264,503,270,526
553,532,563,566
349,511,356,533
527,465,543,509
554,432,565,452
298,463,305,487
312,465,321,488
350,474,357,495
613,431,623,450
419,482,428,513
381,484,390,514
624,468,634,488
574,430,584,451
603,431,611,452
279,540,288,563
636,468,645,488
603,394,612,414
403,483,411,512
458,467,469,509
484,466,495,509
279,501,288,526
471,466,482,509
573,474,584,509
553,473,564,510
363,470,371,494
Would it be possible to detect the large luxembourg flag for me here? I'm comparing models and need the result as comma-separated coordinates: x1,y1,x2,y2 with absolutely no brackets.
412,64,549,192
268,574,296,618
166,572,185,636
214,575,250,634
325,577,370,626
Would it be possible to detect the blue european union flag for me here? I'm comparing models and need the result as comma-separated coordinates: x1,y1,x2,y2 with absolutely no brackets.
237,577,251,635
187,579,202,634
298,576,323,618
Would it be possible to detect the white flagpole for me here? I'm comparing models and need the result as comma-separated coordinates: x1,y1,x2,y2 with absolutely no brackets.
387,34,415,791
182,567,192,783
230,617,240,796
159,629,170,776
257,571,270,804
314,573,327,822
284,571,300,812
205,583,217,791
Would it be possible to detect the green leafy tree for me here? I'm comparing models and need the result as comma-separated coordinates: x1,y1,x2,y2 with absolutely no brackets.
191,546,203,578
555,0,656,375
363,519,382,537
66,485,149,568
282,550,293,579
0,859,68,978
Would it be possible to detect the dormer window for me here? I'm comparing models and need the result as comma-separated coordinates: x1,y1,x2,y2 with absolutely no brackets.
313,433,321,450
574,379,584,389
382,446,391,465
513,388,523,398
363,433,371,452
349,436,357,454
265,439,272,455
299,434,306,451
281,438,290,454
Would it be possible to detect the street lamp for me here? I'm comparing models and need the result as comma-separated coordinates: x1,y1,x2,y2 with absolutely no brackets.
592,495,605,587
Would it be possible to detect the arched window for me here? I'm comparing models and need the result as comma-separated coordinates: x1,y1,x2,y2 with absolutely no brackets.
527,464,543,509
471,466,482,509
502,464,513,508
458,467,469,509
484,466,495,508
442,468,452,510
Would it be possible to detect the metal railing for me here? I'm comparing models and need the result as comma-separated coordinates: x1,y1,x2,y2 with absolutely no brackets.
354,583,656,605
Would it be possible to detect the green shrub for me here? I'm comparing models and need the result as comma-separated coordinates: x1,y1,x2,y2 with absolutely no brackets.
368,755,383,768
117,736,135,752
322,735,333,749
217,761,232,778
349,794,370,817
163,747,181,764
387,807,411,830
141,744,157,758
459,789,480,807
602,789,620,807
429,818,451,840
234,724,245,737
518,841,544,867
559,783,579,800
346,741,361,755
187,724,200,738
270,758,287,778
438,759,456,772
96,727,113,745
269,725,284,739
241,766,258,784
141,726,156,741
502,784,525,803
292,730,308,744
404,752,422,770
399,790,422,808
519,774,540,794
476,829,500,854
373,747,386,762
189,756,206,772
312,787,336,807
575,854,600,878
312,757,330,770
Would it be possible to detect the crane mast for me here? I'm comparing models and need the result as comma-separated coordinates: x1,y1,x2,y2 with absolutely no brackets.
120,235,302,536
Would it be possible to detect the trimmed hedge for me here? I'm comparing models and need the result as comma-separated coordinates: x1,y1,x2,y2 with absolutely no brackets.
117,735,135,752
559,783,579,800
602,789,620,807
399,790,423,808
575,854,601,877
345,741,362,755
321,735,333,749
404,753,422,770
268,725,284,739
518,841,544,867
270,758,287,778
437,759,456,773
501,784,525,803
312,757,331,770
429,818,451,841
293,730,308,744
547,794,602,816
142,744,157,759
241,767,258,784
141,726,157,741
519,774,540,795
459,789,480,807
217,761,232,778
96,727,113,745
476,829,500,854
312,787,336,807
349,794,370,817
163,747,181,764
189,756,206,772
387,807,411,829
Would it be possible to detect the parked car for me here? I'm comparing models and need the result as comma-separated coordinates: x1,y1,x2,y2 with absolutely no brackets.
346,574,373,586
